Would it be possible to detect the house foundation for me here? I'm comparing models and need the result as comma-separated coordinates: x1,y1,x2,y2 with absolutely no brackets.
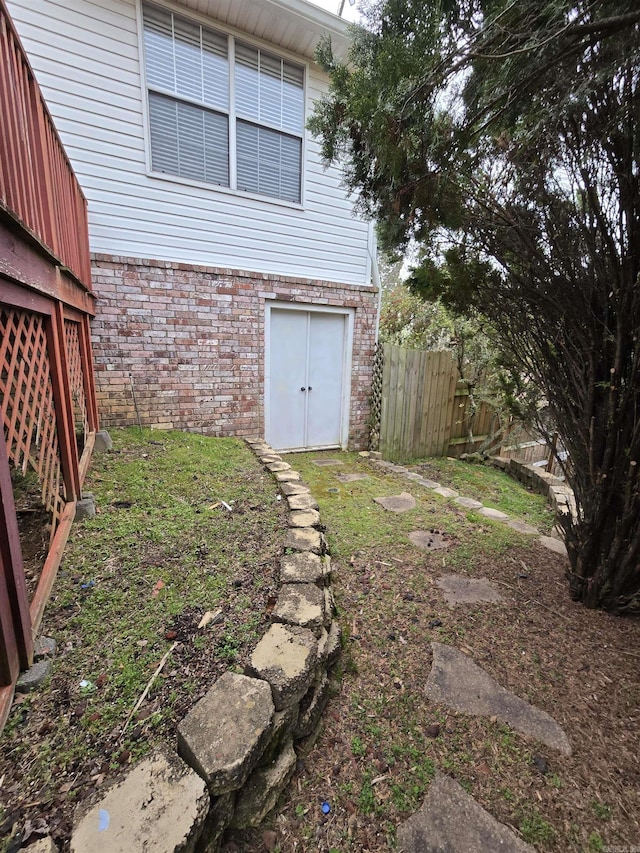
90,255,378,448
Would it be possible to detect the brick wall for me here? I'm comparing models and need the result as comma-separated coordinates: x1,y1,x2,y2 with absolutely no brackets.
90,255,378,448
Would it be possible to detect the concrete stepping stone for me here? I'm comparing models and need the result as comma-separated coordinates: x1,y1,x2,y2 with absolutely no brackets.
284,528,324,554
272,583,325,636
280,552,328,585
404,472,424,481
409,530,452,551
248,623,318,710
70,749,209,853
373,492,416,512
16,659,51,693
246,437,269,447
312,458,344,466
288,509,320,528
504,518,539,535
437,574,505,606
433,486,459,499
426,642,571,754
538,535,568,556
27,839,58,853
231,738,297,829
417,478,441,489
478,506,509,520
388,464,409,473
397,772,535,853
454,496,483,509
34,635,57,659
287,493,319,511
336,472,369,483
178,672,274,794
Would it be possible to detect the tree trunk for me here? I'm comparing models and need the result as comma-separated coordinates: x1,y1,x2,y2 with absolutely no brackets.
565,467,640,613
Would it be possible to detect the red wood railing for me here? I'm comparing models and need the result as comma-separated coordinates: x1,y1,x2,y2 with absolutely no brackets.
0,0,92,289
0,0,99,730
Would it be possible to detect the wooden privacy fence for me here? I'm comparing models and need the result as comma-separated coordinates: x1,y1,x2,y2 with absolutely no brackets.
0,0,97,729
373,343,497,461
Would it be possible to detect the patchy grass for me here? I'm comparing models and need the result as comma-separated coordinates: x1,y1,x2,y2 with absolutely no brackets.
288,451,540,562
227,450,640,853
3,442,639,853
0,428,285,851
410,455,555,532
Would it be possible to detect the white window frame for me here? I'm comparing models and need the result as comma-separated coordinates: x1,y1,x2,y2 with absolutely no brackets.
137,0,307,208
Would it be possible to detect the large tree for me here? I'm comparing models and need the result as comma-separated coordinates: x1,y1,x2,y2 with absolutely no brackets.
310,0,640,612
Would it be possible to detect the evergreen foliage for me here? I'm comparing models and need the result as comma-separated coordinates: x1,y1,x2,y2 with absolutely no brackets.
310,0,640,611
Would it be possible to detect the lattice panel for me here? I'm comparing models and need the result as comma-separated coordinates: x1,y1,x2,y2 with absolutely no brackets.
0,306,65,534
64,319,89,440
368,341,384,451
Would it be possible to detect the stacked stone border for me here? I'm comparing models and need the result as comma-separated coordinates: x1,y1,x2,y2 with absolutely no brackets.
67,439,341,853
490,456,578,523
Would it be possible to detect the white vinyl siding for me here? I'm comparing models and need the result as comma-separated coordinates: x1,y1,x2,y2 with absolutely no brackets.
142,3,303,203
7,0,372,286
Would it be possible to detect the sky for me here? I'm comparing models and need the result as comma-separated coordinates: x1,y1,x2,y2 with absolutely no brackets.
306,0,361,24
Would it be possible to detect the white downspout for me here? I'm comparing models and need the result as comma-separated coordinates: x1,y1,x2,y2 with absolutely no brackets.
367,222,382,340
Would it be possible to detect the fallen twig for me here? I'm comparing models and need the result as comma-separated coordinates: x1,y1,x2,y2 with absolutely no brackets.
121,642,178,736
523,598,572,623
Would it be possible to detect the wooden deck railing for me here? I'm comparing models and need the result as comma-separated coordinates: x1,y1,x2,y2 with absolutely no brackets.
1,0,98,730
0,0,92,289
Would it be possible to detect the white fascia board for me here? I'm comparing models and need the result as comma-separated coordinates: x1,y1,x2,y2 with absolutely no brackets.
171,0,351,60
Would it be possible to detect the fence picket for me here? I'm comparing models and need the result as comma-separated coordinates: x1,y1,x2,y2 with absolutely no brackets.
377,344,499,461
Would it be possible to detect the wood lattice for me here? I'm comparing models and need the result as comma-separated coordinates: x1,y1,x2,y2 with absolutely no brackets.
368,341,384,451
0,306,65,535
64,319,89,441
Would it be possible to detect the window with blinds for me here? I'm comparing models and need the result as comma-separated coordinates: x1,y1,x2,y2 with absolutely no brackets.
142,4,304,204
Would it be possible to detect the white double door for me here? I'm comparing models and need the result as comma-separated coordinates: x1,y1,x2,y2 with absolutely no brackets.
267,306,350,451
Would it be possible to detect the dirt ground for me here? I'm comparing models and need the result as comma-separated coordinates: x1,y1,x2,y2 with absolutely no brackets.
223,458,640,853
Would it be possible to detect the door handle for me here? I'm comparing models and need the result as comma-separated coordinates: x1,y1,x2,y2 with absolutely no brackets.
300,387,306,391
308,387,312,391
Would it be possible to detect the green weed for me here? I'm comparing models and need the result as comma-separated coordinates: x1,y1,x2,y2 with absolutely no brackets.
591,800,612,821
519,810,556,846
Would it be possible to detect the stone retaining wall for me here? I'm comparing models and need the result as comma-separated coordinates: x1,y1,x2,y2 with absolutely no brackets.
67,440,341,853
491,456,577,522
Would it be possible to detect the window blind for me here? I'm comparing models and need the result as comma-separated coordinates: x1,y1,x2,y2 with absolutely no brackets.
149,92,229,186
237,121,301,203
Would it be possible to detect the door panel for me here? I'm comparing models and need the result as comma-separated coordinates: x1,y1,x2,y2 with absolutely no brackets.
307,312,345,447
268,309,308,450
267,307,347,450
